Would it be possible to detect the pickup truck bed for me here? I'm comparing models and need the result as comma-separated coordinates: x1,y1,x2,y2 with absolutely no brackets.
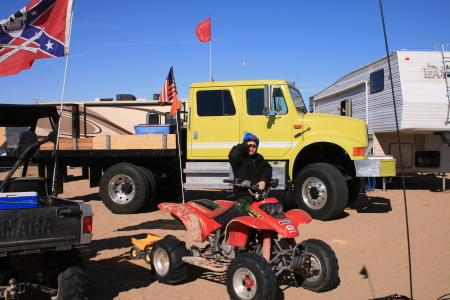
0,196,93,255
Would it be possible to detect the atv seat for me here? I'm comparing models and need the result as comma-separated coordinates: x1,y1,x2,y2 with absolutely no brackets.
189,199,235,219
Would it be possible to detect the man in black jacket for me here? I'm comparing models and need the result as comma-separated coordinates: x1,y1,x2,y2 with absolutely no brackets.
228,133,272,217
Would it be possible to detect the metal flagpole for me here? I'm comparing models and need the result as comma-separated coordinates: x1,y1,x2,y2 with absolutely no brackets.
209,16,212,81
175,111,185,203
51,0,75,196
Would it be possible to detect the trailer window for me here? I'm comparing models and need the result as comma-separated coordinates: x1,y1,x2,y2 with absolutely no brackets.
147,113,160,124
196,90,236,116
246,88,287,115
370,69,384,94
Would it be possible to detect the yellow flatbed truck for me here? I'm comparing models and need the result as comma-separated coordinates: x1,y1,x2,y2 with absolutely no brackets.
33,80,395,220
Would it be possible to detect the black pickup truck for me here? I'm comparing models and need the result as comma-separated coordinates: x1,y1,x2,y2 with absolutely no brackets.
0,104,93,300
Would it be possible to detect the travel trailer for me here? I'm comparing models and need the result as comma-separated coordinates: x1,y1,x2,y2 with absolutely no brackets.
309,46,450,189
35,94,188,138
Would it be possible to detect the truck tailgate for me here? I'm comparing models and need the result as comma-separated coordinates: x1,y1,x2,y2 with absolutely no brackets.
0,200,83,254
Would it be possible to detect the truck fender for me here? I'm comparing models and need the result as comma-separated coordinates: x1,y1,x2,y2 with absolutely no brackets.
284,209,312,227
158,203,221,242
224,217,275,247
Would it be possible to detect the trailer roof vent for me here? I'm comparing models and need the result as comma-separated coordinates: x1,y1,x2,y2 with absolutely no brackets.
116,94,136,101
153,94,160,100
97,98,113,101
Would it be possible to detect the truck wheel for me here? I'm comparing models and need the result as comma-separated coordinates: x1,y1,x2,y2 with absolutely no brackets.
100,163,150,214
226,253,277,300
294,163,348,221
295,239,339,292
130,246,141,260
346,177,362,206
138,166,158,209
150,235,189,284
46,250,86,300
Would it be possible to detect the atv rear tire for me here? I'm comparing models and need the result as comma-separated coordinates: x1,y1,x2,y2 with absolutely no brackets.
226,253,276,300
294,163,348,221
150,235,189,284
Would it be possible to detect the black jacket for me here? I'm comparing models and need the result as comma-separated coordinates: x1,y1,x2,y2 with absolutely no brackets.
228,143,272,197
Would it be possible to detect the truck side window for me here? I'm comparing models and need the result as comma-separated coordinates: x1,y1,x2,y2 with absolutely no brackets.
197,90,236,116
246,88,288,115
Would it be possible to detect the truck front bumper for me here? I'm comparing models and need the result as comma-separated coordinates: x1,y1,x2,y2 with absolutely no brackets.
354,156,396,177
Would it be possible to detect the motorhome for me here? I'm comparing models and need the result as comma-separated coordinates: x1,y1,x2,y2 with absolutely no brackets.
309,46,450,189
35,94,188,138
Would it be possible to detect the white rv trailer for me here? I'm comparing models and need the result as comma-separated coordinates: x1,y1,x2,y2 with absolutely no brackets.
309,47,450,189
35,95,188,139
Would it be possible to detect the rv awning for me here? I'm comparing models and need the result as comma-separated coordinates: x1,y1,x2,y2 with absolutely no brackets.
0,104,59,127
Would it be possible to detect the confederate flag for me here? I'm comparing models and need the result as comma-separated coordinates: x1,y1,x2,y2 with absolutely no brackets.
0,0,73,77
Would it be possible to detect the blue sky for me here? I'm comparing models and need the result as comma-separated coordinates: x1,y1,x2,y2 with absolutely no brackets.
1,0,449,105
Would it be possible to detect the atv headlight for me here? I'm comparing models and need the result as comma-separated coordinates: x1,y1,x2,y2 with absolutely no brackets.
265,204,276,215
275,203,283,214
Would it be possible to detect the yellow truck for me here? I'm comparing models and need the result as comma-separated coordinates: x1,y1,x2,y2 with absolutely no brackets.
32,79,395,220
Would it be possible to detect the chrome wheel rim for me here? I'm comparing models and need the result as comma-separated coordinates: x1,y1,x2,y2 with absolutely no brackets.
232,267,257,299
302,177,327,210
305,253,322,281
108,174,135,204
153,248,169,276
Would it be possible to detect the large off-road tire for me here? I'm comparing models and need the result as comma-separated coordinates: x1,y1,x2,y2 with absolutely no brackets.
346,177,362,206
296,239,339,293
294,163,348,221
150,235,189,284
100,163,151,214
46,249,86,300
226,253,277,300
138,166,158,209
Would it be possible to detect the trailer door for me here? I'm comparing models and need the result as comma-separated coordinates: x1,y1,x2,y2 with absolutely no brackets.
188,87,240,159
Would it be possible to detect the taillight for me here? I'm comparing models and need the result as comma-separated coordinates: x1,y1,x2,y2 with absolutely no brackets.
83,216,93,233
353,147,365,156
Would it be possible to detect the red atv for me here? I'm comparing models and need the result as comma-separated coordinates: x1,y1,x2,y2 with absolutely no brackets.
152,179,339,299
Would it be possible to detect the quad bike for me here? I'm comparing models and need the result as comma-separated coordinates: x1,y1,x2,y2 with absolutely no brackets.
151,179,339,300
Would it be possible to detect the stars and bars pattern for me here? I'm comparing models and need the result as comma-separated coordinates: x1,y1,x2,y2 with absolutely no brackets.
159,66,178,106
0,0,73,76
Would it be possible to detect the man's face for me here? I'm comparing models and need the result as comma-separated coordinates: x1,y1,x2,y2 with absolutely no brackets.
247,142,257,155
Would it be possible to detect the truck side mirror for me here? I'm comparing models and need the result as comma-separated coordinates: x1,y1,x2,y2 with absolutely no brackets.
263,85,273,116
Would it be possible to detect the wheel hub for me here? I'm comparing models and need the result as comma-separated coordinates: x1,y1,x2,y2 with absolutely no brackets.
302,177,327,210
233,267,257,299
108,175,135,204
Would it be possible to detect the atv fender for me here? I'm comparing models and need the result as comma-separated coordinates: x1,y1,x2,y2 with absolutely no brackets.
285,209,312,226
225,217,275,247
158,202,221,242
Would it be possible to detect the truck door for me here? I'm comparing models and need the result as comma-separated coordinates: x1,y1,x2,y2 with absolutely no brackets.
188,87,240,159
241,86,292,158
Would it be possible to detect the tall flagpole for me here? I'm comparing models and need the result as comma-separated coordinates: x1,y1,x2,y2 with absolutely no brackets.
52,0,75,196
209,16,212,81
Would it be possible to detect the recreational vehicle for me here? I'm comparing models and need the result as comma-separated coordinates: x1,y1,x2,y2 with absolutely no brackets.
35,94,188,139
309,46,450,189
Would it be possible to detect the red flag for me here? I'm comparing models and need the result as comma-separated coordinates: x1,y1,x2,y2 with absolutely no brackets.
159,67,181,116
170,96,181,117
196,17,211,42
0,0,73,76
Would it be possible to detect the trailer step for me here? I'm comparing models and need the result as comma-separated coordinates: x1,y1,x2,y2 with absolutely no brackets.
182,256,229,272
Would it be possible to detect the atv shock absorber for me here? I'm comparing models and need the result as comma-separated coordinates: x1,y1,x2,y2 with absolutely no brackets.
262,231,271,262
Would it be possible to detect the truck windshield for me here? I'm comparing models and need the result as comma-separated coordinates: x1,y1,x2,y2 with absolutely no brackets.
288,85,307,114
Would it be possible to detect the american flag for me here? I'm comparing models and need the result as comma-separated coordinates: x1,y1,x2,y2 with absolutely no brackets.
159,66,178,106
0,0,73,77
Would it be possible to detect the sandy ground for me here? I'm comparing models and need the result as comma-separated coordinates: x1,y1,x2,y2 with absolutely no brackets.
1,167,449,300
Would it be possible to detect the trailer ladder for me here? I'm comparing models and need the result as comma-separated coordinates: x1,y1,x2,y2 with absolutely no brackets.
437,42,450,125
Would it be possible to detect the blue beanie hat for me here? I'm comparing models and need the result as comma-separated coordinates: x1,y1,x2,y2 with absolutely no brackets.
243,133,259,148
